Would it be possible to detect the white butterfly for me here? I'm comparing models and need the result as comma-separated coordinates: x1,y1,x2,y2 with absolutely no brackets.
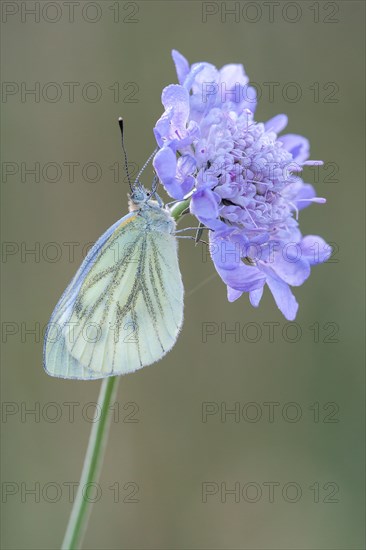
43,185,184,379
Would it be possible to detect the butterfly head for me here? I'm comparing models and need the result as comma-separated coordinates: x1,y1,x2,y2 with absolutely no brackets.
128,183,163,211
129,185,150,204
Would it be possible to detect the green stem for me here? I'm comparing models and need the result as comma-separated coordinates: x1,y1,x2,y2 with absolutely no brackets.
61,376,119,550
169,199,191,222
61,199,187,550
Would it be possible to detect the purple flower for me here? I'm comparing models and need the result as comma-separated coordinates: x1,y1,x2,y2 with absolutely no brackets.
153,50,331,320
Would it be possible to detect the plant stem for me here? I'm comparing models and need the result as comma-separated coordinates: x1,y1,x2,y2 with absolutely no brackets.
61,376,119,550
61,199,187,549
169,199,191,221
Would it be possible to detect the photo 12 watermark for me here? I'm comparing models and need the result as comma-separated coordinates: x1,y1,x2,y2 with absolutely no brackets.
201,400,340,423
1,160,142,185
2,480,140,504
1,1,140,24
201,80,340,104
201,2,340,24
201,480,340,503
1,81,140,104
201,321,340,344
1,400,140,424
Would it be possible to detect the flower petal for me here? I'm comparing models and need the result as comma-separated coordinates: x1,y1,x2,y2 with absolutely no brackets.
172,50,190,85
264,114,288,134
190,62,219,94
231,267,265,292
279,134,310,163
260,252,311,287
300,235,332,265
153,148,185,199
210,234,266,292
190,188,219,219
249,287,264,307
219,63,249,89
266,277,299,320
161,84,189,133
227,286,243,302
177,154,196,179
154,85,190,148
294,183,317,210
215,261,266,292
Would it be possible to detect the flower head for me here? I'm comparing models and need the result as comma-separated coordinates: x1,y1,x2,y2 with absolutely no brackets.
153,50,331,320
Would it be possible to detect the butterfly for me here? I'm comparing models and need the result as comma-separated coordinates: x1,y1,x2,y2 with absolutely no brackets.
44,121,184,379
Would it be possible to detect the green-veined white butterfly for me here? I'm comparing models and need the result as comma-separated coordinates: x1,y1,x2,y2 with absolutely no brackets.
44,122,184,379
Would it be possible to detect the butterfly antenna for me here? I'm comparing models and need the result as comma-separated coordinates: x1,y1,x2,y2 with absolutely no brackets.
118,117,133,192
134,147,158,189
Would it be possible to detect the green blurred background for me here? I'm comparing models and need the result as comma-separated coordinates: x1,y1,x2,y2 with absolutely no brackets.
1,1,365,548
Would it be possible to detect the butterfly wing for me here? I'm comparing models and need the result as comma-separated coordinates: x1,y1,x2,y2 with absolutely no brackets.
43,212,136,379
44,211,184,379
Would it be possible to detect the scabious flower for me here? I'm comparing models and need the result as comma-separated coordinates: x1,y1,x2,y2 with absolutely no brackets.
153,50,331,320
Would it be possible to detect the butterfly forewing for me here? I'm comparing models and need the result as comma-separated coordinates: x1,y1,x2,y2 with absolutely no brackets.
44,209,184,379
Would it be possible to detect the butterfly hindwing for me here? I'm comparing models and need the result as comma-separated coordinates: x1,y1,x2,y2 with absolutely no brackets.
44,210,184,379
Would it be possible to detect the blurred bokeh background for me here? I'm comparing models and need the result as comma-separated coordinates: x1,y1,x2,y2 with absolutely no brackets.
1,1,365,548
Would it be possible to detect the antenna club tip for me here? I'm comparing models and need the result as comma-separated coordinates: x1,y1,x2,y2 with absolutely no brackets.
118,116,123,122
